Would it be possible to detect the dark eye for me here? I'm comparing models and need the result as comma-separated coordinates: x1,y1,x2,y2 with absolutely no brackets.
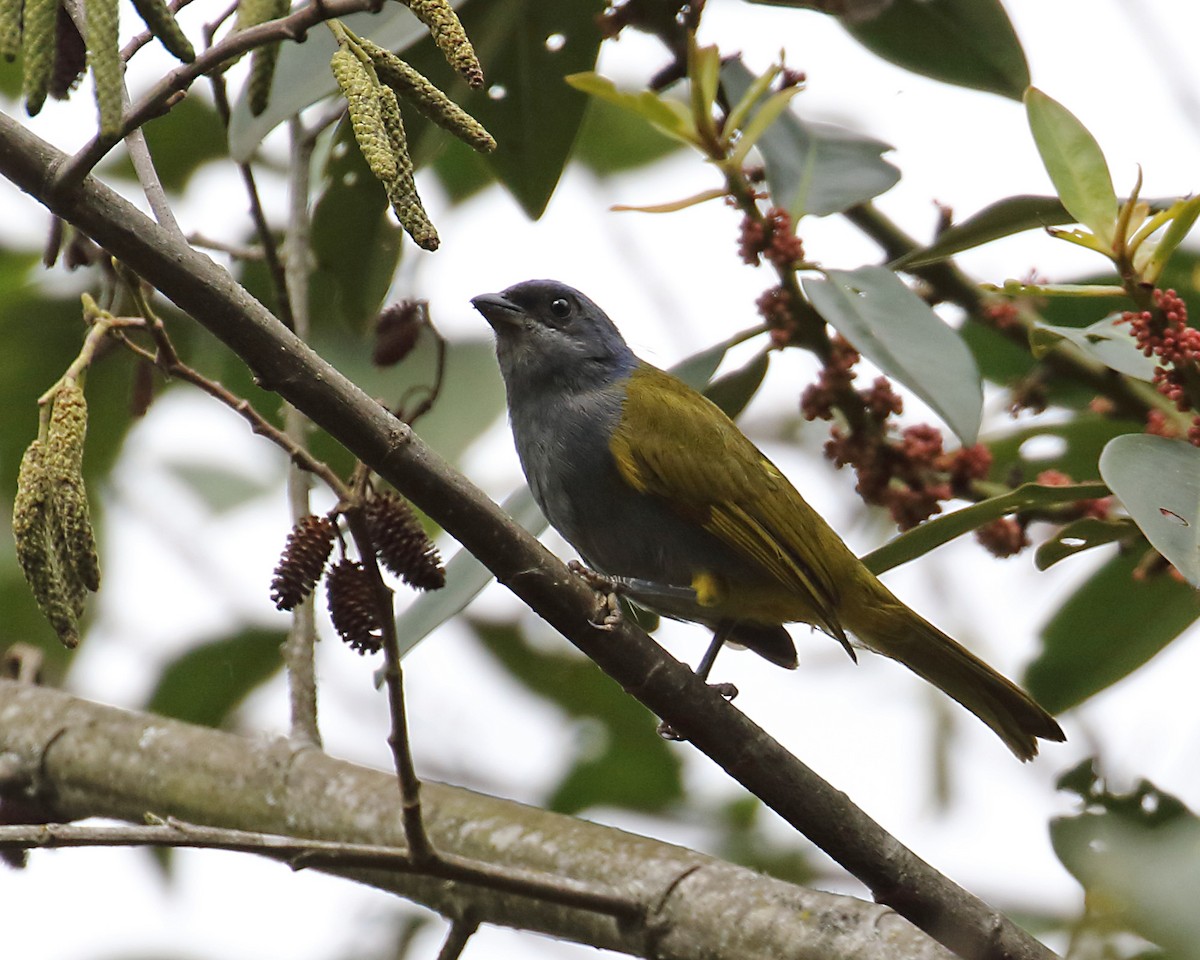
549,297,572,321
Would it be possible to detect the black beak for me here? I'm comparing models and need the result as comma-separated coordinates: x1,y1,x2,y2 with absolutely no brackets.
471,293,524,329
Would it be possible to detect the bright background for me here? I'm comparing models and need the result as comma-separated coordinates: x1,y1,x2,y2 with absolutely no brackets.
5,0,1200,957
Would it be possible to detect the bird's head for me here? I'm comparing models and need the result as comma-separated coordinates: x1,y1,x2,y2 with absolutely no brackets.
472,280,637,397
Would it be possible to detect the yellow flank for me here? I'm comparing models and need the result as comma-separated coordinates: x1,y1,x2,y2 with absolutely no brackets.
690,571,725,607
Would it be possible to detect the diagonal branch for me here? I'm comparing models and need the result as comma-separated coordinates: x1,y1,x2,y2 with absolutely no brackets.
0,113,1057,960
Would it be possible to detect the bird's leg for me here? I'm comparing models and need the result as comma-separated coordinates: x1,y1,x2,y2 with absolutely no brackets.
656,623,738,742
567,560,623,630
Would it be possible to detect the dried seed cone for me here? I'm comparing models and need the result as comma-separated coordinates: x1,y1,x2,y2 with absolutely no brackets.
271,514,336,610
365,492,445,590
131,0,195,62
85,0,123,138
331,47,398,186
48,5,87,99
246,0,289,115
406,0,482,87
325,559,383,654
12,440,82,648
372,300,425,367
22,0,59,115
0,0,22,62
359,38,495,153
378,85,439,251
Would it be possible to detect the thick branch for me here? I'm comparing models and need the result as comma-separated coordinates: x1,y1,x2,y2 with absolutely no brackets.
0,114,1055,960
0,679,950,960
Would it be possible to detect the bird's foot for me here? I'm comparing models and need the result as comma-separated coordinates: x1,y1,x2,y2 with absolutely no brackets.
568,560,623,631
655,682,738,741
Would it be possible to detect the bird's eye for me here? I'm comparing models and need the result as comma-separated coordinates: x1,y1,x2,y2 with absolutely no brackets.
549,298,572,321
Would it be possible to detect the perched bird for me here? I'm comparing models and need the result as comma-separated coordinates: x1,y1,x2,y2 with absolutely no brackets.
473,279,1065,760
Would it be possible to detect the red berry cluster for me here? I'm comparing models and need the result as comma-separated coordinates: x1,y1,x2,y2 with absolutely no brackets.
739,206,805,270
756,285,797,347
800,337,992,529
1119,288,1200,445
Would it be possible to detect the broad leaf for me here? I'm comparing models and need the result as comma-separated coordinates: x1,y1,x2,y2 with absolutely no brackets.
1025,87,1118,247
1099,434,1200,586
722,58,899,217
803,266,982,443
565,72,696,147
1034,516,1136,570
1031,316,1157,381
704,351,770,419
1026,550,1200,712
146,629,285,728
842,0,1029,100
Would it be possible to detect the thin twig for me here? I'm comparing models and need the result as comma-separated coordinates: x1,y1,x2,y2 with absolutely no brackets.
434,916,479,960
0,820,645,923
282,116,321,746
187,233,265,260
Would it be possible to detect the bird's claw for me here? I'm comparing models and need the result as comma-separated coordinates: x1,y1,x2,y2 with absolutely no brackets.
569,560,623,631
655,682,739,741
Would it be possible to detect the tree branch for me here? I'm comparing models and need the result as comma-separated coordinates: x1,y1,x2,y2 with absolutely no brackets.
0,113,1056,960
0,679,952,960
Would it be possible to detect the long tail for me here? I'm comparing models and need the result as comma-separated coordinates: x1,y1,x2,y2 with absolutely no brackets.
841,583,1065,761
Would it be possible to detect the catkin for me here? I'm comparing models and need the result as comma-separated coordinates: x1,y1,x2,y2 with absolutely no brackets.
22,0,59,115
85,0,123,138
405,0,482,87
359,37,494,153
378,84,438,251
331,46,397,185
45,383,100,594
130,0,195,62
246,0,289,115
0,0,21,62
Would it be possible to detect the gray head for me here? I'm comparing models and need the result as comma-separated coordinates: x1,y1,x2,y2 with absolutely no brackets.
472,280,637,398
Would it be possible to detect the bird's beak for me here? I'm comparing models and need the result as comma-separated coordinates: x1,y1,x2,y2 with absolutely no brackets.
471,292,524,330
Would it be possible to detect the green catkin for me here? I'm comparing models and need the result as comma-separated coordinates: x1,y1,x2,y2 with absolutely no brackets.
330,46,398,186
13,440,82,648
405,0,482,87
85,0,123,138
21,0,58,115
378,84,438,251
45,382,100,594
130,0,195,62
0,0,22,63
246,0,289,115
359,37,495,153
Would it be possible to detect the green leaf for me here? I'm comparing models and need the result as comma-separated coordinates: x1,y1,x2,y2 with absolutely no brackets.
703,351,770,419
1034,516,1136,570
145,629,285,727
803,266,982,443
469,618,684,814
1026,550,1200,712
841,0,1029,100
310,118,403,334
722,58,899,218
893,195,1072,269
1024,87,1118,247
862,481,1110,575
572,96,685,176
565,71,696,147
456,0,606,218
1099,434,1200,586
670,325,765,391
1052,777,1200,959
1030,315,1157,381
986,417,1138,485
165,461,274,514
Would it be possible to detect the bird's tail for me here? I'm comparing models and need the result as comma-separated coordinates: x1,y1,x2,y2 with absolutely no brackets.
841,585,1064,761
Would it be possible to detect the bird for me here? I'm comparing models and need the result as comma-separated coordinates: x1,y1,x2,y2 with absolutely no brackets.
472,279,1065,760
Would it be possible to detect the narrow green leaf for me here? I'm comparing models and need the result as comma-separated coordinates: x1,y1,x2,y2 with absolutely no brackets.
722,58,899,218
1031,316,1157,381
703,351,770,419
1146,195,1200,283
841,0,1029,100
1034,516,1136,570
565,72,696,146
1027,549,1200,712
1024,87,1118,247
803,265,982,443
862,481,1110,575
146,629,285,727
1099,434,1200,586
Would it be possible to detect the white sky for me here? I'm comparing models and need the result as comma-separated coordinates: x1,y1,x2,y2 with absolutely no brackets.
6,0,1200,958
